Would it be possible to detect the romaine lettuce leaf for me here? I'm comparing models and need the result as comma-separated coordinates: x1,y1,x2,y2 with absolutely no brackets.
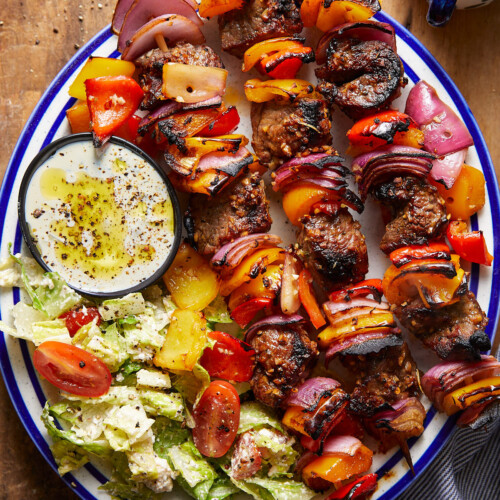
73,320,128,372
99,293,146,321
238,402,283,434
203,296,232,325
168,441,218,500
207,478,240,500
232,477,316,500
139,390,184,421
173,364,211,406
50,439,90,475
153,418,191,459
252,428,297,477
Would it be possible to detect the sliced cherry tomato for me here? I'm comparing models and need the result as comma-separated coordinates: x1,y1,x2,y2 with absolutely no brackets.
230,297,274,328
389,241,451,268
328,279,383,303
193,380,240,458
198,106,240,137
327,473,378,500
85,75,144,145
59,306,101,337
447,220,493,266
199,331,256,382
298,269,326,329
33,341,111,397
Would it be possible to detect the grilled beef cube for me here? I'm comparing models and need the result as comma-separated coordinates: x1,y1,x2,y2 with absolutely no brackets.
135,43,224,110
342,343,421,417
316,38,405,119
219,0,302,58
297,211,368,290
372,176,449,254
394,291,490,361
249,324,318,408
186,172,272,256
251,96,332,169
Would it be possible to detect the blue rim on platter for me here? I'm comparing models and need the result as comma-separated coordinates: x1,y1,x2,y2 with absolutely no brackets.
0,11,499,500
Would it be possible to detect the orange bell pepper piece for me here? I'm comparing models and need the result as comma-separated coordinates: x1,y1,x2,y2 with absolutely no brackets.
300,0,322,27
199,0,244,18
66,100,91,133
429,164,486,221
302,442,373,484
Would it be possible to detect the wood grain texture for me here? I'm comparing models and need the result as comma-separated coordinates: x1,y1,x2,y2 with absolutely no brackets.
0,0,498,498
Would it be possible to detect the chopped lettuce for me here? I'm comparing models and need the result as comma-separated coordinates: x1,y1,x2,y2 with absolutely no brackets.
252,428,297,477
73,320,128,372
173,364,211,406
232,477,316,500
206,478,240,500
168,441,218,500
139,390,184,421
203,296,232,325
50,439,90,475
136,368,171,390
9,250,81,317
238,402,284,434
0,302,71,345
99,293,146,321
153,418,191,459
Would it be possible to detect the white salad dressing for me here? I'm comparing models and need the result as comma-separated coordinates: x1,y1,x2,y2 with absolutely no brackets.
24,140,175,293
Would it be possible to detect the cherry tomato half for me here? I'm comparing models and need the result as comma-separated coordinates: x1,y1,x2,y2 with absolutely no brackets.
33,341,111,397
199,331,256,382
193,380,240,458
59,306,102,337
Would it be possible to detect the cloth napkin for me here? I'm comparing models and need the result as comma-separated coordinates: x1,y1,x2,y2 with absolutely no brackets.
398,419,500,499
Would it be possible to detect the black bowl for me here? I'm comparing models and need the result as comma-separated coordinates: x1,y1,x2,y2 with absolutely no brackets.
18,133,182,299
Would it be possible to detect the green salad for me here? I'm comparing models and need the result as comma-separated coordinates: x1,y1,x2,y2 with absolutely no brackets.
0,252,315,500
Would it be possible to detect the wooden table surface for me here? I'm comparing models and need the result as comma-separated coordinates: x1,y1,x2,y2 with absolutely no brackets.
0,0,499,498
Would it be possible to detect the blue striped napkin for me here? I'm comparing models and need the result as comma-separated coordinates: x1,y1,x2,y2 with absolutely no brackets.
398,420,500,499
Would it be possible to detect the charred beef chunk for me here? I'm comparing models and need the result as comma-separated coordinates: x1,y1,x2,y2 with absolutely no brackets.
394,291,490,361
219,0,302,58
342,343,421,417
297,210,368,290
135,43,224,110
251,96,332,169
372,176,449,254
316,38,405,119
186,171,272,256
249,324,318,408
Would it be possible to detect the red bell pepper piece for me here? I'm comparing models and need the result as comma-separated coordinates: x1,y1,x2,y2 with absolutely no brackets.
231,297,273,328
256,47,313,79
113,114,141,144
389,241,451,268
199,331,256,382
85,75,144,146
298,269,326,329
326,473,378,500
328,279,383,303
198,106,240,137
447,220,493,266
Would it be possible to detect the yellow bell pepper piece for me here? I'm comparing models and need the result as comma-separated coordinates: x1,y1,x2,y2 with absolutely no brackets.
220,247,285,296
163,242,220,311
154,309,207,371
316,1,379,32
442,376,500,415
69,57,136,100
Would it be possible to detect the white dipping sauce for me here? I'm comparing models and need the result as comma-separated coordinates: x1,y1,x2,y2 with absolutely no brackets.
24,140,175,294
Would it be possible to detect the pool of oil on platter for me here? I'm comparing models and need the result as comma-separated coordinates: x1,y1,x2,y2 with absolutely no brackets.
25,140,175,293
